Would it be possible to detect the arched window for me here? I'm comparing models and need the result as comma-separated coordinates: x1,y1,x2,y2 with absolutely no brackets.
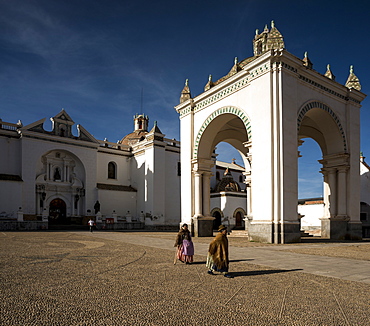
108,162,116,179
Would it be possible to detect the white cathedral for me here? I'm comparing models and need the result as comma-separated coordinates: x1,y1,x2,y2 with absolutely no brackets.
1,21,369,241
0,109,246,231
0,111,181,229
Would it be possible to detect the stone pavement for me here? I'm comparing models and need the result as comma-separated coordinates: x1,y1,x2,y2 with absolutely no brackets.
1,231,369,326
90,231,370,284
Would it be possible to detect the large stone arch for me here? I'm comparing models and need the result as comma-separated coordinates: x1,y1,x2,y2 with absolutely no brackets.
194,106,252,160
175,41,365,242
298,100,347,154
297,100,351,239
190,108,251,237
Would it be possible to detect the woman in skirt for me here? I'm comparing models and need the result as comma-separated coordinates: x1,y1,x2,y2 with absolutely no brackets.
174,223,194,264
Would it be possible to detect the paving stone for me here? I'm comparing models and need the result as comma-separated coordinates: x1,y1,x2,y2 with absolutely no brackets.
0,231,369,326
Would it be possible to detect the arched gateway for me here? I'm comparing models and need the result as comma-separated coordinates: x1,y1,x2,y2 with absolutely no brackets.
175,22,366,243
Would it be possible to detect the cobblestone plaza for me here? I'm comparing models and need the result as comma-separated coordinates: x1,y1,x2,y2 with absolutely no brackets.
1,231,369,325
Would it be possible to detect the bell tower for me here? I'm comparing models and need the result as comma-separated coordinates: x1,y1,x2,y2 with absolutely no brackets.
133,114,149,132
253,20,285,56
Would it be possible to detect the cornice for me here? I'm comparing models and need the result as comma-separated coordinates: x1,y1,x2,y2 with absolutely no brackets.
21,132,99,149
175,49,366,118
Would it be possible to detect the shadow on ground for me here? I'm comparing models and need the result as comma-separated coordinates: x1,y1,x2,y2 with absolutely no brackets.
189,259,253,265
228,268,303,278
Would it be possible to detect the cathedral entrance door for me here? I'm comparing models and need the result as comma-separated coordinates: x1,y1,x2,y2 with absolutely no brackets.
235,211,243,229
49,198,68,225
212,211,222,230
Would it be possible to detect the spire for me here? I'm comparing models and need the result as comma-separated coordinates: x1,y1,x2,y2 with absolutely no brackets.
324,64,336,80
254,20,284,56
179,79,191,103
302,52,313,69
266,20,284,51
149,120,163,134
228,57,241,76
204,74,214,91
345,65,361,91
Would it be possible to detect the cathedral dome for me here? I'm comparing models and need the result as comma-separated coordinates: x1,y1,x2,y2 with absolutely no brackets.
214,168,241,192
120,130,148,146
120,113,149,146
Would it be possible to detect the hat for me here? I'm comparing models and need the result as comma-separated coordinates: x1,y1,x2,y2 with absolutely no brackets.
218,225,227,232
182,223,188,228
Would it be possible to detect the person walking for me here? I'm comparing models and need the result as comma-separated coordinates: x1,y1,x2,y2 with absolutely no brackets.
174,223,194,264
206,225,233,278
88,219,94,232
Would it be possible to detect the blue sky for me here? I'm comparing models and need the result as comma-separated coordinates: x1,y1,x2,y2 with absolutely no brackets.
0,0,369,198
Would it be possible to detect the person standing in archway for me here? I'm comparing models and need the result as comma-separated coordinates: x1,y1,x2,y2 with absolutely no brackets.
206,225,233,278
174,224,194,264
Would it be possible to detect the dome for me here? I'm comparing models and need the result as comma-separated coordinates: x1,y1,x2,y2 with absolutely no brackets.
214,168,241,192
120,130,148,146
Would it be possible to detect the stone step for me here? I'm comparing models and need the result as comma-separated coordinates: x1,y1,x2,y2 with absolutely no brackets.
229,230,249,237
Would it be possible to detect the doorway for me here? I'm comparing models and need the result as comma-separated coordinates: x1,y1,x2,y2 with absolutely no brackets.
212,211,222,230
235,211,243,229
49,198,68,225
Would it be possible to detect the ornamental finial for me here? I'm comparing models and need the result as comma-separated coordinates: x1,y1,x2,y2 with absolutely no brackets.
325,63,335,80
271,20,275,28
345,65,361,91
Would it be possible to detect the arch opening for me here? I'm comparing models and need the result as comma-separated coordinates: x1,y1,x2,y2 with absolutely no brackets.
298,102,350,238
194,111,250,233
298,138,324,234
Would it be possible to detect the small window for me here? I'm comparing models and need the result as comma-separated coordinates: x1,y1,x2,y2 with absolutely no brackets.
216,172,220,180
108,162,116,179
177,162,181,176
239,175,243,183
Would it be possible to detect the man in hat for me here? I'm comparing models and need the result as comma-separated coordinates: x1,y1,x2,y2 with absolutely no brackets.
206,225,233,278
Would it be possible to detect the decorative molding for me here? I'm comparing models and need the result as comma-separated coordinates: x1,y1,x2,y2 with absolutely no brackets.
280,61,297,73
22,134,98,149
97,183,137,192
195,76,250,112
298,75,347,101
193,107,251,159
179,105,192,118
